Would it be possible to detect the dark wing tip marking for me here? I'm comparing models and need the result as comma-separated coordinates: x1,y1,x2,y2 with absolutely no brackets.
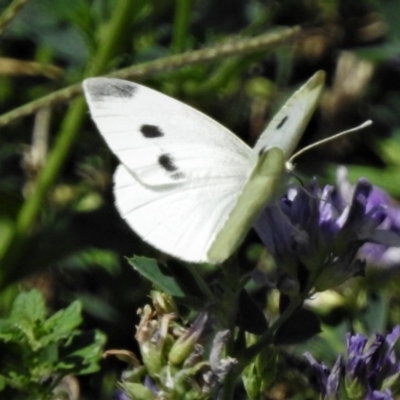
87,79,136,100
276,115,289,129
158,154,184,180
141,124,164,138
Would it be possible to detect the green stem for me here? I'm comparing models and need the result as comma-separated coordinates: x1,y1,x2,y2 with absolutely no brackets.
222,369,238,400
16,98,86,235
0,26,301,128
171,0,192,53
0,0,140,286
186,263,216,303
0,0,29,38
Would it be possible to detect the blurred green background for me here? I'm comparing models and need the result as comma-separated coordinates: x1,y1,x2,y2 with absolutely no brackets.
1,0,400,398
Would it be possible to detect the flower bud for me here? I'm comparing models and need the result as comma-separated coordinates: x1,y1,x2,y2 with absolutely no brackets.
168,312,208,366
243,366,261,400
121,382,155,400
151,291,177,315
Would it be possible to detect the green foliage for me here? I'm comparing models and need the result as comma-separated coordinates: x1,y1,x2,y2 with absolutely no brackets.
0,0,400,398
0,289,106,400
129,256,186,298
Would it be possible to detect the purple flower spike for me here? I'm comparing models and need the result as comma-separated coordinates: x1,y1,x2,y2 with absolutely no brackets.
305,326,400,399
367,389,394,400
304,352,342,399
336,167,400,270
346,333,368,381
254,167,400,292
344,328,400,399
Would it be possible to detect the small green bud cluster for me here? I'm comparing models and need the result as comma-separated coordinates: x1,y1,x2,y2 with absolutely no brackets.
111,292,237,400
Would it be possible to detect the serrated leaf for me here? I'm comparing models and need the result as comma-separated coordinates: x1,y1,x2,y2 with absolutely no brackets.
42,301,82,344
57,330,106,374
0,319,24,342
36,342,59,366
128,256,185,297
10,290,47,323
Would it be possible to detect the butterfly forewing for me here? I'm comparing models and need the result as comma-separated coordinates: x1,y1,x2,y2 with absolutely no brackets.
83,78,253,262
84,78,251,186
251,71,325,161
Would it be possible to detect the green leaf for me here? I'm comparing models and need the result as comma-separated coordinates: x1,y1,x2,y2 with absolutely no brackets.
236,289,268,335
77,294,119,321
295,322,348,364
0,319,24,342
274,308,321,345
62,247,121,274
128,256,185,297
10,290,47,323
42,301,82,344
57,330,106,374
360,292,388,334
0,375,5,392
36,342,59,368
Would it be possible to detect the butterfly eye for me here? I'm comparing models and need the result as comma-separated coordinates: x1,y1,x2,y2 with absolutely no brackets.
140,125,164,138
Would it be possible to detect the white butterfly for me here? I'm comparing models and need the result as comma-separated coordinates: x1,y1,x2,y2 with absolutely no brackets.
83,71,325,264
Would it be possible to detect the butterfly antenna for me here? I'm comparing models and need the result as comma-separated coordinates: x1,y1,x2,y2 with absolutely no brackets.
288,120,373,165
288,170,305,187
291,182,330,203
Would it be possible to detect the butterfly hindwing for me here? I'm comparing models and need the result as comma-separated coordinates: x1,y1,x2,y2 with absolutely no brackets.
114,165,246,262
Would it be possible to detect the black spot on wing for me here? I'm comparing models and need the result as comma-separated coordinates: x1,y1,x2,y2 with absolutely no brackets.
158,154,178,172
276,115,288,129
89,80,136,99
141,125,164,138
158,154,184,180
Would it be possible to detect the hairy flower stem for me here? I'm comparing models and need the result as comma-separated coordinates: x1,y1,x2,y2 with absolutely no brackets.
0,0,28,38
0,26,301,128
